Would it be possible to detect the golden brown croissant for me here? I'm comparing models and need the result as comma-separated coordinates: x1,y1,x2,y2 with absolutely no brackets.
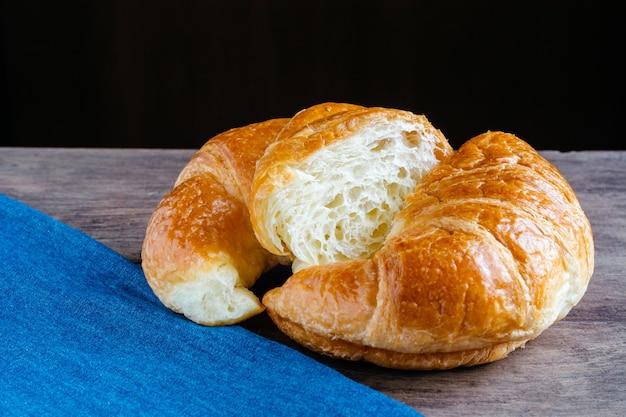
261,131,594,370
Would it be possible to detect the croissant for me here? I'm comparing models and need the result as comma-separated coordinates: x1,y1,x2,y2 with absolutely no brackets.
141,103,366,325
259,131,594,370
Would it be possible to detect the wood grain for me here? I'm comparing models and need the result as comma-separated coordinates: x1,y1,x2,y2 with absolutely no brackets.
1,147,624,416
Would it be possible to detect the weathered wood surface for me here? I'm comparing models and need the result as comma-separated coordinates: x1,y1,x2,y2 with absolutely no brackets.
1,147,625,417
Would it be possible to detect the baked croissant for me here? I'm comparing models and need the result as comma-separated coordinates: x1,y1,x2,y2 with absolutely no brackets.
260,131,594,370
141,103,366,325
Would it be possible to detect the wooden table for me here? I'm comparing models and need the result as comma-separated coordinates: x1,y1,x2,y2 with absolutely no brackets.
1,147,624,416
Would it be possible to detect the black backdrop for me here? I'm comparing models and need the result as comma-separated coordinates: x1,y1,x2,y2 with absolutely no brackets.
1,0,623,150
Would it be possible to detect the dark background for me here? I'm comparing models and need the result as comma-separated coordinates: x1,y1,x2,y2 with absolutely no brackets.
1,0,623,151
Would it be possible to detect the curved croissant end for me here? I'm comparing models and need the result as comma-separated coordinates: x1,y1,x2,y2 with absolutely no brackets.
141,118,288,325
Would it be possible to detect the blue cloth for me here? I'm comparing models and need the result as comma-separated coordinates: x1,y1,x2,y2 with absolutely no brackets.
0,194,422,417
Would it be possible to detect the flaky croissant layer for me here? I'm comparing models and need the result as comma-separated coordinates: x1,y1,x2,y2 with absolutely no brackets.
142,103,593,370
250,106,453,272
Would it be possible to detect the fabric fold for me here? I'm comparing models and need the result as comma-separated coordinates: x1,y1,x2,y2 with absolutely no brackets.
0,194,422,417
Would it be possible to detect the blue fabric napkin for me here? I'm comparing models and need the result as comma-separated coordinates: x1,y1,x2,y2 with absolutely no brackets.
0,194,422,417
